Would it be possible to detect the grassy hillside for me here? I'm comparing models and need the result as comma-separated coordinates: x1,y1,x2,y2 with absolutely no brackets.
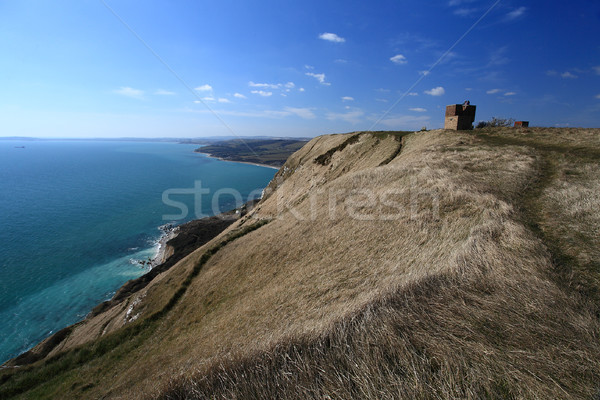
195,138,308,167
1,128,599,399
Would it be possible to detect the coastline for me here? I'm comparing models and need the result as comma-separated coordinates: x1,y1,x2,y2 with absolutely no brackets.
196,151,280,170
151,224,179,266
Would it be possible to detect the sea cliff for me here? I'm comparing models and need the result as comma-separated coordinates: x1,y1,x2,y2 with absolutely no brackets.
2,128,600,399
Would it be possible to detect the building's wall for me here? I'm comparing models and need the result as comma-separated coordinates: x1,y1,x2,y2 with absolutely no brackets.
445,104,475,130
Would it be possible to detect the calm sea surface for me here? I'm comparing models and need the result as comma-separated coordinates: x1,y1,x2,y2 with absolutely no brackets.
0,140,276,363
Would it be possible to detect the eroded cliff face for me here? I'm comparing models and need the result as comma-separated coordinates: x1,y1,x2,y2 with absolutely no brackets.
2,129,600,400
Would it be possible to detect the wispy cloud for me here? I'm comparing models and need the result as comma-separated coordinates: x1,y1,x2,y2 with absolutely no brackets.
249,81,296,91
195,84,213,92
390,54,408,65
561,71,577,79
251,90,273,97
306,72,330,85
506,6,527,20
154,89,175,95
593,66,600,75
114,87,144,99
504,92,517,96
488,46,509,66
486,88,502,94
299,88,305,92
409,107,427,112
378,115,430,129
595,94,600,99
454,8,477,16
341,96,354,101
202,96,215,101
319,32,345,43
218,98,231,103
326,109,364,124
425,86,445,96
249,81,280,89
233,93,246,99
186,107,314,120
408,92,418,96
284,107,316,119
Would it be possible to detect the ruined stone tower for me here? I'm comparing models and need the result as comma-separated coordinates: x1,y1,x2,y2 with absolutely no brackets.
444,102,476,130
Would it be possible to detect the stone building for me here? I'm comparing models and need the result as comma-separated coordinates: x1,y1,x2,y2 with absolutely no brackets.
444,102,476,130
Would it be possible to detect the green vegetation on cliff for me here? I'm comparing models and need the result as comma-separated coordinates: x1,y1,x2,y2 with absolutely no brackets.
195,138,308,167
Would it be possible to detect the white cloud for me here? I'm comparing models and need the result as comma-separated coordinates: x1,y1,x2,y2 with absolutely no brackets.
506,6,527,20
465,88,473,91
299,88,305,92
334,59,347,64
304,65,314,70
486,88,502,94
233,93,246,99
193,100,201,104
561,71,577,79
305,72,330,85
249,81,296,92
425,86,445,96
409,107,427,112
408,92,418,96
218,98,231,103
319,32,345,43
454,8,476,16
284,107,316,119
376,88,391,93
546,70,558,76
341,96,354,101
596,94,600,99
154,89,175,95
390,54,408,65
249,81,280,89
504,92,517,96
202,97,215,101
379,115,430,129
114,87,144,99
593,66,600,75
418,70,430,76
251,90,273,97
326,110,364,124
195,84,213,92
376,98,389,103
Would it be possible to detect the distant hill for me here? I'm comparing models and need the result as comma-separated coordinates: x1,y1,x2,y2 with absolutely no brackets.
195,138,309,167
2,127,599,399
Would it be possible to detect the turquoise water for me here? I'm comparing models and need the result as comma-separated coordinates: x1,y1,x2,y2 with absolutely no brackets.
0,140,276,364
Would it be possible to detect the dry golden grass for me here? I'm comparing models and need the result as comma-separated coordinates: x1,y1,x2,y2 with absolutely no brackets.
2,128,599,399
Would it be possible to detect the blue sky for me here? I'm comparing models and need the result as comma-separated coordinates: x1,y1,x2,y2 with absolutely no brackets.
0,0,599,138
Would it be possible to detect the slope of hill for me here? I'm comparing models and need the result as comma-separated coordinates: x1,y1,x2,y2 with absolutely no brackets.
1,127,599,399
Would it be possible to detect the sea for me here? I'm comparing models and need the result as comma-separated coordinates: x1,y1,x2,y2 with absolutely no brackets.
0,140,276,364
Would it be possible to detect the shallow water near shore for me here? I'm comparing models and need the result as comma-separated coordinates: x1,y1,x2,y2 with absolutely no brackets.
0,140,275,363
